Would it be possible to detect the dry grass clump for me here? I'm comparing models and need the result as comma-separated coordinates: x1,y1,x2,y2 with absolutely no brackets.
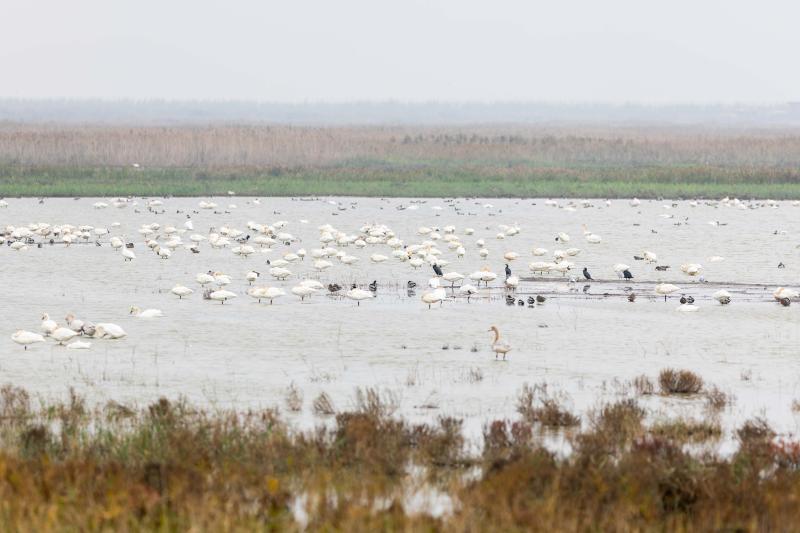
312,391,336,416
737,417,775,445
0,383,31,421
649,418,722,443
285,382,303,412
353,387,399,417
704,386,732,412
467,367,484,383
516,384,580,428
633,374,655,395
659,369,704,395
411,416,465,468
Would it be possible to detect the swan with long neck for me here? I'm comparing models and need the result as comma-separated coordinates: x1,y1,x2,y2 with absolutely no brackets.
488,326,512,360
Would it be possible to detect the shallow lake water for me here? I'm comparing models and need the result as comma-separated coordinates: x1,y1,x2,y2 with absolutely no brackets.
1,196,799,449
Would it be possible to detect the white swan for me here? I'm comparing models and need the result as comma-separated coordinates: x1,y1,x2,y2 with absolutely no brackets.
346,288,373,306
421,287,447,309
505,275,520,291
713,289,732,304
300,279,325,290
270,267,292,280
11,330,45,350
478,269,497,287
51,327,79,345
529,262,553,275
196,273,215,285
121,248,135,261
40,313,58,335
457,284,478,302
442,271,464,287
249,286,285,304
64,313,85,333
613,263,631,277
774,287,799,301
680,263,703,277
209,290,237,304
214,273,232,286
291,285,316,301
130,306,163,318
171,285,194,299
488,326,512,360
654,283,680,301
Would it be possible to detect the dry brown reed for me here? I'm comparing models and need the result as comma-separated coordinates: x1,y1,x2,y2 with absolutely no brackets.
0,384,799,530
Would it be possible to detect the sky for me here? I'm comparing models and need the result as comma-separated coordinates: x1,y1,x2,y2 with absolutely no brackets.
2,0,799,103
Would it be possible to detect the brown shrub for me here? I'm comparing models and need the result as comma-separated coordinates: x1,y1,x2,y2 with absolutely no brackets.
659,369,704,394
516,384,580,428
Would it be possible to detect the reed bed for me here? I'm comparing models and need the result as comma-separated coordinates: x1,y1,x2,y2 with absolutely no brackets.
3,124,800,197
0,383,800,530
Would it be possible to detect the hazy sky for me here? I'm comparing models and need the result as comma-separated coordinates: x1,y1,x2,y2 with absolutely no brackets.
3,0,799,102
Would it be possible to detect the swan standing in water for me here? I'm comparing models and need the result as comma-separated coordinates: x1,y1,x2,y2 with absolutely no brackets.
209,290,237,304
129,306,164,318
249,286,285,304
421,287,447,309
654,283,680,302
346,287,374,306
504,275,520,292
488,326,512,360
458,284,478,302
11,330,45,350
442,271,464,288
291,285,317,301
171,285,194,299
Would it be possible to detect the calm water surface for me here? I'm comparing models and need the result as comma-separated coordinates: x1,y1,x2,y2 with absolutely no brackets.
1,196,799,448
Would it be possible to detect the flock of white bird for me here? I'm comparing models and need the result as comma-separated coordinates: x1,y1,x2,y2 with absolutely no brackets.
4,195,799,356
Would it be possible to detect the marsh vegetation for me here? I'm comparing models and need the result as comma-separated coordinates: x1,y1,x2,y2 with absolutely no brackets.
4,124,800,197
1,381,799,530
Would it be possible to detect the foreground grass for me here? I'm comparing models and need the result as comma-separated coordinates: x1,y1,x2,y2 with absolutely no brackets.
3,163,800,198
1,384,800,530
